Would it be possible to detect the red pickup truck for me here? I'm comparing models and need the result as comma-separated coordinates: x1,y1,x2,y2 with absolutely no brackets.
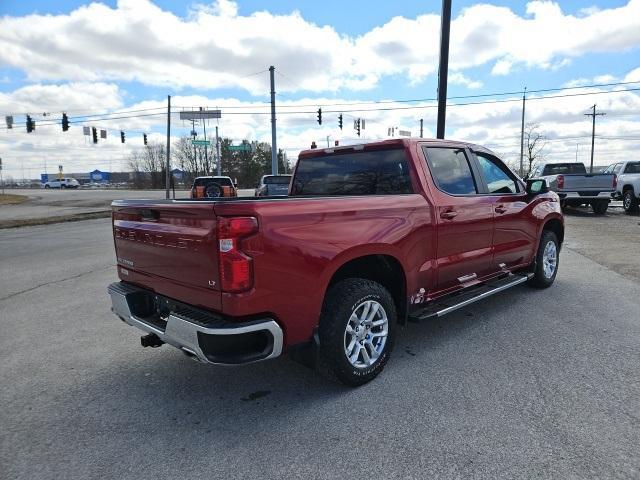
108,138,563,385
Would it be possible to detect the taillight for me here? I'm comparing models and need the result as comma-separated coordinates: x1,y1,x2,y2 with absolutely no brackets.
217,217,258,292
557,175,564,189
613,174,617,189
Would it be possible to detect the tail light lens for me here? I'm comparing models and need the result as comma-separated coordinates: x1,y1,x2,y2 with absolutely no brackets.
613,174,617,189
217,217,258,292
557,175,564,189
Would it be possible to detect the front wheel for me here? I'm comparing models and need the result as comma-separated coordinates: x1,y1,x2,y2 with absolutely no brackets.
318,278,396,386
528,231,559,289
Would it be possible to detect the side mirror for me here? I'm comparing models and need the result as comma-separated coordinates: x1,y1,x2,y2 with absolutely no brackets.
526,178,548,196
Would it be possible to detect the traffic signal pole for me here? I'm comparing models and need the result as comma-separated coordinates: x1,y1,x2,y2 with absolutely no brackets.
269,66,278,175
436,0,452,139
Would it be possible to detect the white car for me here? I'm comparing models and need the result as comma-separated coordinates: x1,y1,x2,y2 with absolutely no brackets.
43,178,80,189
605,161,640,213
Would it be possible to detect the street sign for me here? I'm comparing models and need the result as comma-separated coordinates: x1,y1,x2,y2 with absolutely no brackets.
180,110,222,120
192,140,211,146
229,144,252,152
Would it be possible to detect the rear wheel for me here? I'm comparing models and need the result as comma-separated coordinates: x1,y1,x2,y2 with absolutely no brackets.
318,278,396,386
44,184,50,189
528,230,559,289
623,189,639,214
591,200,608,215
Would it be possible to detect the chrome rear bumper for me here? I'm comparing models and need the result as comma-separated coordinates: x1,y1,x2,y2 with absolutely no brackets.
108,282,283,365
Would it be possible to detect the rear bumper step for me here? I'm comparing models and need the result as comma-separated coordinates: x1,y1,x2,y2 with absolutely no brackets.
409,273,532,321
108,282,283,365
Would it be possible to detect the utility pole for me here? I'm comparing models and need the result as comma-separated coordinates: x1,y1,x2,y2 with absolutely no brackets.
436,0,452,139
201,107,209,174
216,125,221,176
191,119,197,175
585,104,605,173
269,66,278,175
419,119,424,138
519,87,527,177
165,95,171,199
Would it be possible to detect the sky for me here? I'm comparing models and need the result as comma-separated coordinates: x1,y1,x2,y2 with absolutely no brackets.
0,0,639,178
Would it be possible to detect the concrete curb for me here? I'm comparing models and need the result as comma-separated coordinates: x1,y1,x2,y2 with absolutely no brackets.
0,210,111,229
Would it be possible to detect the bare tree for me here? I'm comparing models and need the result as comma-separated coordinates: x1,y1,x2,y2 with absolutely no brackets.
524,123,547,175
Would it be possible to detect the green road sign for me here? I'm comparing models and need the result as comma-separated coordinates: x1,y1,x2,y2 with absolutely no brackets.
192,140,211,146
229,144,252,152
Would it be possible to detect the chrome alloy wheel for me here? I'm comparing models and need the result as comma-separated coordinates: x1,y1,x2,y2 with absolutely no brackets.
542,240,558,279
344,300,389,369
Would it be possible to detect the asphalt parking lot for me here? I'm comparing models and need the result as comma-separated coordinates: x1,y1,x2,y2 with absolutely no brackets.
1,210,639,479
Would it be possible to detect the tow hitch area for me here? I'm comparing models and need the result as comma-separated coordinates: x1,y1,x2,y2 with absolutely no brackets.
141,333,164,348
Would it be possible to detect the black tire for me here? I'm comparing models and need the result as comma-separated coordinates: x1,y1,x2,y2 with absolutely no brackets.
623,189,639,214
528,230,559,289
318,278,397,386
60,184,66,189
591,200,608,215
44,184,50,189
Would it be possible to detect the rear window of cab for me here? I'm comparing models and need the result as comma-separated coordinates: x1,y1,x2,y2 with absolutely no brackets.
291,149,413,196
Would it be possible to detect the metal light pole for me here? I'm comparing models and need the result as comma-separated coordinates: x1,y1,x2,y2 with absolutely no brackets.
269,66,278,175
436,0,452,139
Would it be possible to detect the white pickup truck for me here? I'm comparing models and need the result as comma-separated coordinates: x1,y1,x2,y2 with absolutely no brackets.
604,161,640,213
530,162,617,214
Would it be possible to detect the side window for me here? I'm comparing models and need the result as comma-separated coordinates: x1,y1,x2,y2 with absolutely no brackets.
603,164,616,174
476,153,520,194
624,162,640,174
424,147,477,195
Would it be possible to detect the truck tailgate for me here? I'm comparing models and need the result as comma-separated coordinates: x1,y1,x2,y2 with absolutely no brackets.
112,200,221,309
559,173,615,192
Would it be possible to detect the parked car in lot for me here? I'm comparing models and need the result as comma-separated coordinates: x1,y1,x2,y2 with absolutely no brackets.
255,174,292,196
604,161,640,213
529,162,616,214
189,176,237,198
108,138,563,385
43,178,80,189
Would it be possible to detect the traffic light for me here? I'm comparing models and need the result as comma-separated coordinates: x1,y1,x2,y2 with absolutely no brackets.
62,113,69,132
317,108,322,125
26,115,35,133
92,127,98,143
143,133,148,145
338,114,343,130
355,118,361,137
120,131,125,143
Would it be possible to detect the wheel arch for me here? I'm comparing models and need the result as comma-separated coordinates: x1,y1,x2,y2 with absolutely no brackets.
326,254,408,325
542,217,564,246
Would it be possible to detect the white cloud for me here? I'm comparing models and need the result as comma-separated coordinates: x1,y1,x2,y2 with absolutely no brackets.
449,72,483,89
0,0,639,93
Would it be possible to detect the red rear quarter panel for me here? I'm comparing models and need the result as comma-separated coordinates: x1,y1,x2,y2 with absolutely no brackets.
214,194,435,346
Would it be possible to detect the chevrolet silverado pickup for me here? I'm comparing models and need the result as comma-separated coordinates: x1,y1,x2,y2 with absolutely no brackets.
529,162,616,214
108,138,564,386
604,161,640,213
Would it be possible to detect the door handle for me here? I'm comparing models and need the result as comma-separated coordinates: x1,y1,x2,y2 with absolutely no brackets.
494,205,507,214
440,210,458,220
